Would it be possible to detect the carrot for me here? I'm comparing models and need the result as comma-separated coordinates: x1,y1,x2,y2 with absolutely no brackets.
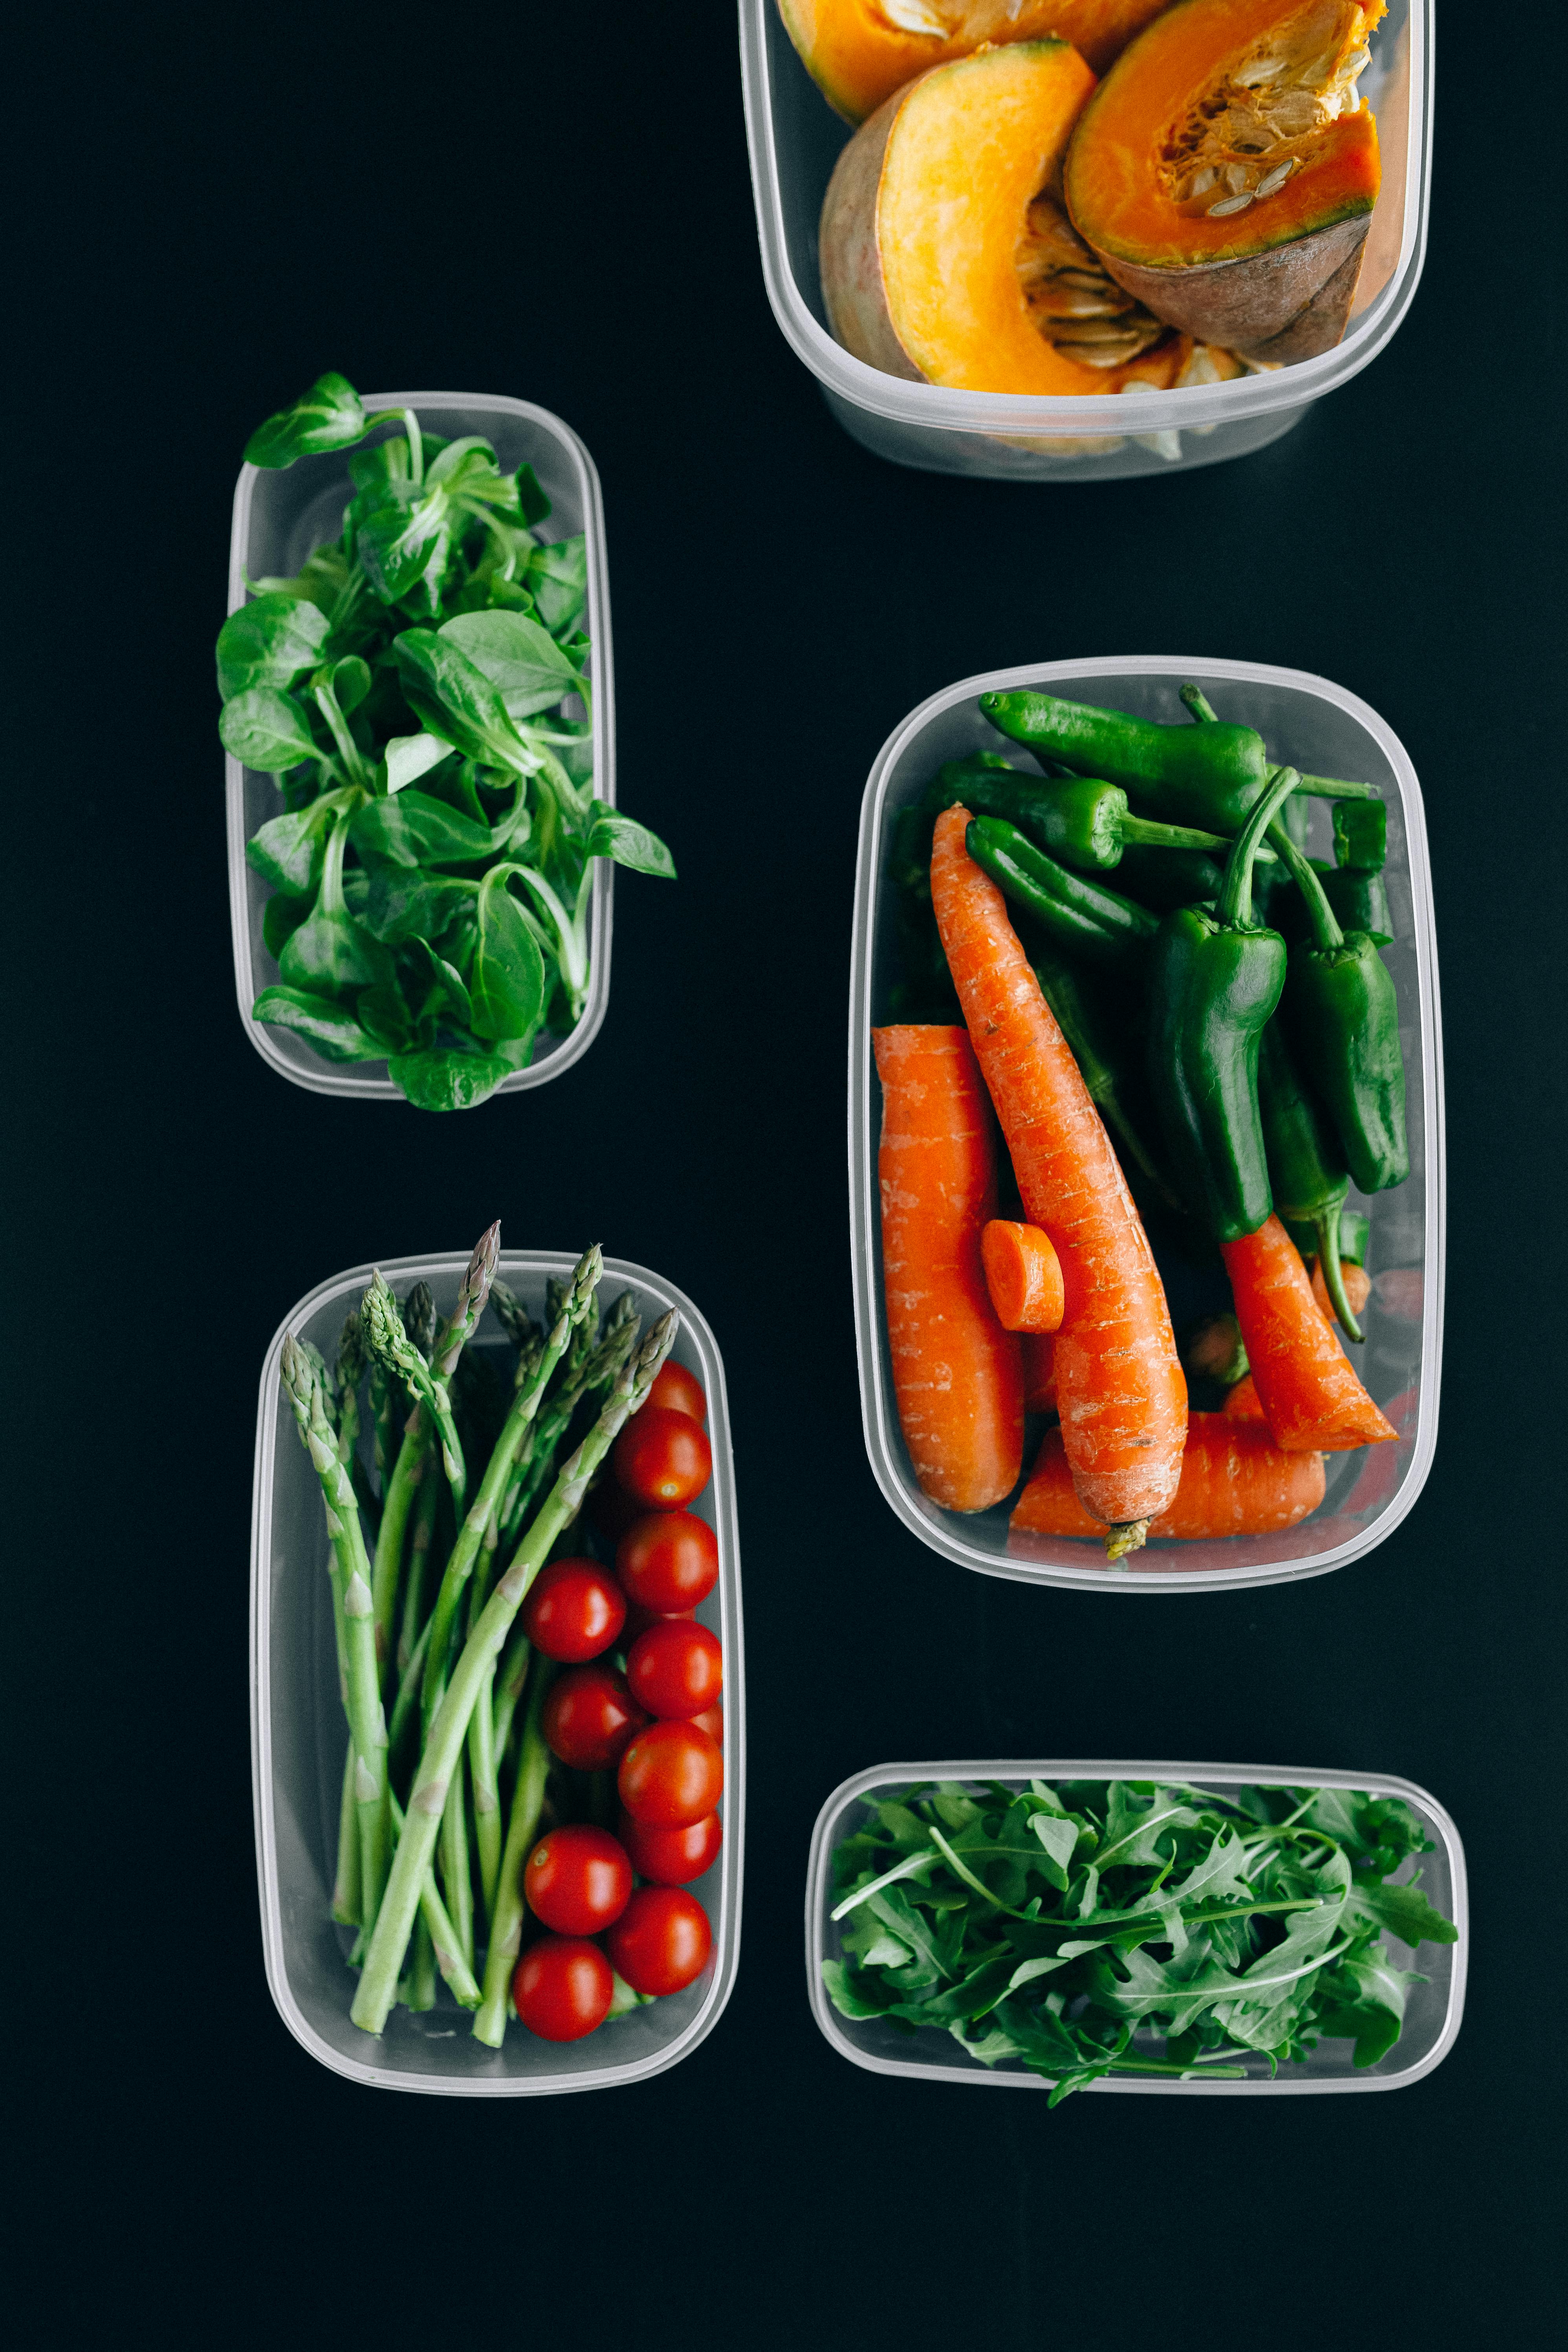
1311,1256,1372,1328
1023,1331,1057,1413
1223,1373,1266,1422
982,1220,1064,1334
930,806,1186,1550
1222,1216,1397,1453
871,1024,1023,1511
1011,1417,1326,1540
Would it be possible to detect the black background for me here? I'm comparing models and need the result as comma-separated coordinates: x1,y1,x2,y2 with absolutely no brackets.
12,3,1565,2342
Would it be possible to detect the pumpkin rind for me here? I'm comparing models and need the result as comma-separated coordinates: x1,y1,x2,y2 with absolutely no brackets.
777,0,1171,124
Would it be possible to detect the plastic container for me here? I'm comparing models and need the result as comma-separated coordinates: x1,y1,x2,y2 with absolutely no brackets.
251,1250,743,2095
225,393,615,1100
850,654,1443,1593
808,1759,1465,2096
740,0,1431,481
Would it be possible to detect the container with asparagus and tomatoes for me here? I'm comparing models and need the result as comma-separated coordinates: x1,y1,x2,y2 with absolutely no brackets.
850,657,1440,1593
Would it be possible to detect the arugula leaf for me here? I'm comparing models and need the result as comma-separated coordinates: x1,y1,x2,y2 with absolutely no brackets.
244,371,370,467
822,1961,899,2022
217,593,331,699
1347,1876,1458,1949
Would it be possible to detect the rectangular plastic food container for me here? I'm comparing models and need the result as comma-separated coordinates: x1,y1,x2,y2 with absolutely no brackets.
739,0,1432,481
850,654,1443,1594
225,392,615,1100
251,1250,743,2096
808,1759,1466,2095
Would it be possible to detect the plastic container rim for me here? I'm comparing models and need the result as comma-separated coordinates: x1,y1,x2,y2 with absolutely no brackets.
250,1247,745,2096
848,652,1445,1595
738,0,1433,439
806,1757,1467,2095
224,390,616,1101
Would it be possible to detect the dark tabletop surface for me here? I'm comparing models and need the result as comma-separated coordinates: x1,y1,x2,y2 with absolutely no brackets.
11,3,1563,2341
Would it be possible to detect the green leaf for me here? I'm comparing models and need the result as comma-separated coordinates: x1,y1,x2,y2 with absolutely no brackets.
469,872,546,1041
1028,1811,1080,1884
352,481,452,608
219,686,321,773
383,732,451,794
410,938,474,1027
866,1887,953,1982
584,804,675,880
328,654,372,714
250,541,354,618
244,371,370,467
359,867,476,946
821,1960,898,2023
1094,1784,1205,1873
262,892,312,960
280,908,393,995
251,985,380,1061
1347,1877,1456,1949
393,628,534,772
216,593,331,699
527,533,588,633
440,608,584,717
246,801,340,897
388,1044,517,1112
514,464,551,526
350,791,493,871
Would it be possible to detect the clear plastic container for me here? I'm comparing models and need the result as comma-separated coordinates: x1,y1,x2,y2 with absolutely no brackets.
225,393,615,1099
850,655,1443,1593
250,1250,742,2095
808,1760,1465,2095
739,0,1432,481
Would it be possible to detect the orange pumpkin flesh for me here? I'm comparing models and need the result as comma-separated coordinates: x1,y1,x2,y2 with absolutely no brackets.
821,40,1194,396
777,0,1173,123
1065,0,1384,361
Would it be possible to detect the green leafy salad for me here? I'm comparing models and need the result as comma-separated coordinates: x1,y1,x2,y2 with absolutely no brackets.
218,371,673,1111
824,1777,1457,2104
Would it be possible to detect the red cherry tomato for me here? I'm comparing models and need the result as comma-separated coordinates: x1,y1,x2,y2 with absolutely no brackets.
626,1620,723,1719
616,1511,718,1614
621,1597,695,1645
513,1936,614,2041
618,1807,722,1887
524,1824,633,1935
617,1718,724,1828
611,1408,713,1509
606,1887,713,1997
647,1362,708,1424
691,1701,723,1747
521,1557,626,1664
542,1665,647,1771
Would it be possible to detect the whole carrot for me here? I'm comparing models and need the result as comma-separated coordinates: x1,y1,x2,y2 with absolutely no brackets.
931,806,1186,1551
1222,1216,1396,1452
1012,1417,1326,1541
872,1024,1023,1511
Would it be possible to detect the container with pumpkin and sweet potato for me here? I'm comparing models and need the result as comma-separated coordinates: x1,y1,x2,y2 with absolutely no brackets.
789,0,1392,394
854,661,1438,1586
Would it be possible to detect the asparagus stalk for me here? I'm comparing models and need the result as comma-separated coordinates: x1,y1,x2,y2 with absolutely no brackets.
405,1916,437,2013
438,1773,475,1974
281,1337,391,1916
467,1519,505,1924
388,1612,435,1779
333,1308,381,1532
472,1661,557,2046
387,1790,481,2008
352,1310,678,2035
332,1742,362,1927
489,1623,534,1764
396,1454,441,1680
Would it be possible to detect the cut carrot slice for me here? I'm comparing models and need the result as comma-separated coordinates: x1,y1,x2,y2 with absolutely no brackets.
982,1219,1066,1334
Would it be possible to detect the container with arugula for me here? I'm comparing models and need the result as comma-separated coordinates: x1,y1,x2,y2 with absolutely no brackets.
219,372,672,1112
816,1769,1462,2101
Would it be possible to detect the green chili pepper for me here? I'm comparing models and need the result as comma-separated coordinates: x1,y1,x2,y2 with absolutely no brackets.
1029,945,1181,1212
1333,797,1387,873
1256,1022,1364,1340
1143,766,1301,1242
981,687,1376,834
929,761,1240,876
1284,1208,1369,1268
965,815,1159,969
1269,821,1409,1196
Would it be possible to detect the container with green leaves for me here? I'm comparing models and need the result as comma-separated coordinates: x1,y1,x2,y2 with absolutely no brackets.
809,1762,1464,2100
223,379,662,1109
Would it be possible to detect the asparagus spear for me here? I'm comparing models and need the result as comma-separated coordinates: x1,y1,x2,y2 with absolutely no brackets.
332,1742,362,1927
387,1790,481,2008
500,1288,641,1543
333,1308,379,1531
472,1660,556,2047
280,1336,391,1916
489,1279,539,1360
352,1309,678,2035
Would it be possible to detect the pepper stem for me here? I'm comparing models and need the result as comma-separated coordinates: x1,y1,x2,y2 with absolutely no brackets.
1218,766,1299,929
1180,684,1220,724
1297,773,1377,800
1315,1200,1365,1343
1267,819,1345,953
1118,813,1237,854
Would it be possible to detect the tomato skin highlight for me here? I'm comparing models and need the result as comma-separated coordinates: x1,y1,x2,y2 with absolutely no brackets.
691,1701,723,1747
524,1825,634,1935
607,1887,713,1997
616,1511,719,1614
611,1407,713,1509
617,1807,722,1887
617,1718,724,1828
542,1665,648,1772
626,1619,723,1718
513,1937,614,2041
520,1557,627,1664
647,1362,708,1423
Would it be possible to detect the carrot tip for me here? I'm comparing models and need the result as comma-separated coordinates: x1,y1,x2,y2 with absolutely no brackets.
1104,1519,1150,1563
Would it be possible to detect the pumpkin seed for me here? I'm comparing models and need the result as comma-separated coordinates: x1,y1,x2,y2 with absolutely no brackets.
1255,159,1296,196
1190,166,1218,196
1207,192,1255,216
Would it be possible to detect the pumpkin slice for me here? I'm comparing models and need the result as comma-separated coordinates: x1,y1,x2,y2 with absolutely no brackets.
778,1,1176,123
820,40,1194,396
1065,0,1385,363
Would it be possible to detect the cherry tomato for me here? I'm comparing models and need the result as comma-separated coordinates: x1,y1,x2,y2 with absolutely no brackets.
621,1597,695,1645
513,1936,613,2041
691,1701,723,1747
542,1665,647,1771
524,1824,633,1935
521,1557,626,1664
617,1718,724,1828
617,1807,722,1888
616,1511,718,1614
610,1408,713,1509
606,1887,713,1997
647,1362,708,1424
626,1619,723,1719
